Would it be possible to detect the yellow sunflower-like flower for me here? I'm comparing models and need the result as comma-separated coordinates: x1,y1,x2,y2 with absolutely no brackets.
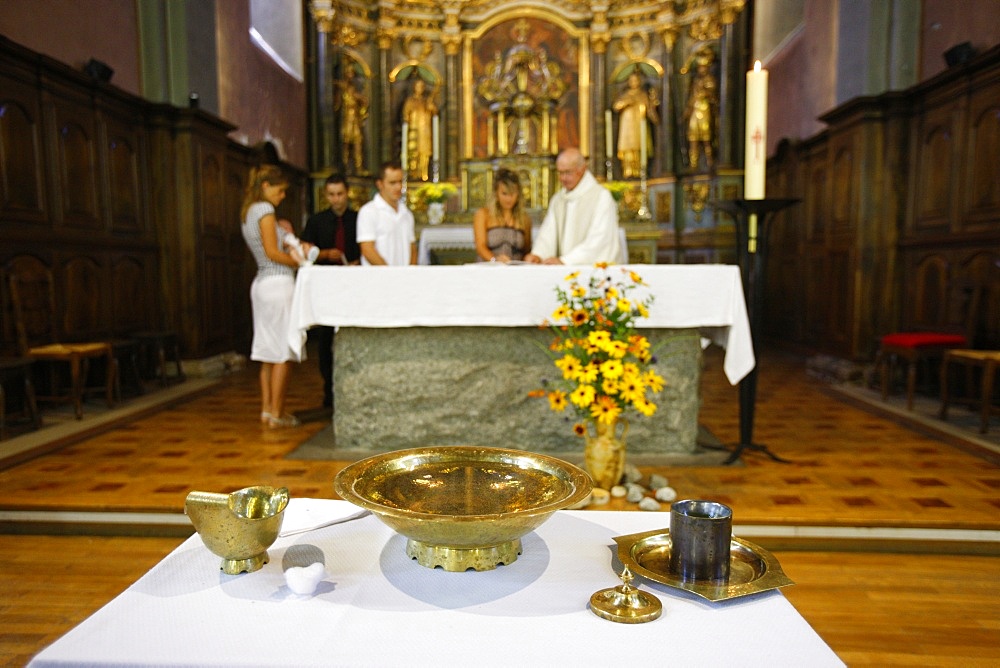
577,362,599,384
616,298,632,313
564,271,580,281
604,340,629,359
643,370,665,392
601,376,619,395
552,305,570,321
571,309,589,326
547,390,567,411
588,330,611,347
590,395,622,424
570,384,596,408
573,422,587,437
600,359,624,379
618,374,646,404
634,397,657,417
571,284,586,298
555,354,582,380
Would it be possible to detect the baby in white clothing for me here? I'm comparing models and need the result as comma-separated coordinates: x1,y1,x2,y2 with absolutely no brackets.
278,219,319,266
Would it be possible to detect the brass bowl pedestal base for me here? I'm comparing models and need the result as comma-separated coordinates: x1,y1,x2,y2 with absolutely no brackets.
220,552,270,575
406,538,523,571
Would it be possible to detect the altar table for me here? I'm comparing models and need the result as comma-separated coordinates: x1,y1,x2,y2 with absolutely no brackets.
30,499,843,667
288,264,754,384
287,264,754,454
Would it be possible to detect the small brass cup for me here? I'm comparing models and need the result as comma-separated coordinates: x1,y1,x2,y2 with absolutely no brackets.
185,485,289,574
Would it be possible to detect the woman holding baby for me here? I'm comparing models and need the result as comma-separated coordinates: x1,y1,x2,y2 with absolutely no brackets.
240,164,312,428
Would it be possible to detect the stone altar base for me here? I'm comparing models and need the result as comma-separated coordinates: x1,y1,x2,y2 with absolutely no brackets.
333,326,703,455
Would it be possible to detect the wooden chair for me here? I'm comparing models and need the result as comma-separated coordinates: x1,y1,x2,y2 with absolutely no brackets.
5,258,117,419
875,283,982,411
0,356,41,440
939,349,1000,434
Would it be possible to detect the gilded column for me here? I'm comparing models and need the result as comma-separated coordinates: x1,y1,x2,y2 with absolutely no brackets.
375,26,395,165
309,2,338,171
441,5,462,181
716,7,748,169
590,3,611,174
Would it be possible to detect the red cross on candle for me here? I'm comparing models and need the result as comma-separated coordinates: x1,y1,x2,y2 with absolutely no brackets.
751,127,764,160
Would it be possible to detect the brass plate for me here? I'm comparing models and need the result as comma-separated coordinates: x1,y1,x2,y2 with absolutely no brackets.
614,529,794,601
334,446,592,571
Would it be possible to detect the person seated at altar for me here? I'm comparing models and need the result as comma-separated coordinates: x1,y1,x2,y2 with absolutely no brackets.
472,168,532,263
357,161,416,266
524,148,621,265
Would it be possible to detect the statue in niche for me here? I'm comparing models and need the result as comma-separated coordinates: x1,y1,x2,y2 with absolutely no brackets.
473,18,570,157
681,45,718,172
401,77,438,181
336,77,368,174
612,68,659,179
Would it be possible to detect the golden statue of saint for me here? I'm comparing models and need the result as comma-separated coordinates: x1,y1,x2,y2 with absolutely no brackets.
337,79,368,174
401,78,438,181
612,70,659,179
682,46,718,172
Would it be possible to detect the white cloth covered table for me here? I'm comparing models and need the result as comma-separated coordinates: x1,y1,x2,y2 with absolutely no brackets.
31,499,842,667
288,264,755,384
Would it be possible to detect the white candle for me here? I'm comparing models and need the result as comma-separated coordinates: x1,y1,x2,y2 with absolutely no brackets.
744,60,768,199
605,109,613,158
432,115,439,161
401,122,408,170
639,104,647,168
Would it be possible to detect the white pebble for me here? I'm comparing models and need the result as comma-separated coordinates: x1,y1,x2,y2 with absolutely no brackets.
626,484,647,503
654,486,678,502
648,474,669,489
638,497,662,511
589,488,610,506
610,485,627,498
623,464,642,484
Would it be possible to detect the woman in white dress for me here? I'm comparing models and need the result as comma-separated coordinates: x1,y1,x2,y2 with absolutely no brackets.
240,164,311,428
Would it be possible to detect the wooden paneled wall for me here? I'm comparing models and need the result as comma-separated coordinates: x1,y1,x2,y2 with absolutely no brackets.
765,45,1000,360
0,37,306,360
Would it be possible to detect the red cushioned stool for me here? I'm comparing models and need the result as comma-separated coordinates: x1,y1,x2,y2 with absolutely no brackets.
876,332,967,411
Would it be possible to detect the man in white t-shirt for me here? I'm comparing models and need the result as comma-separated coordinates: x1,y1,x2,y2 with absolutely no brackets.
525,147,621,265
357,161,416,266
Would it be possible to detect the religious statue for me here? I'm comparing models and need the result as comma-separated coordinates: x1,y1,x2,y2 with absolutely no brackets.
401,77,438,181
473,19,570,158
681,46,719,172
612,69,659,179
336,78,368,174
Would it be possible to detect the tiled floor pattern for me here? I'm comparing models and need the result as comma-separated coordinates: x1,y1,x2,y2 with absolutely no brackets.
0,346,997,534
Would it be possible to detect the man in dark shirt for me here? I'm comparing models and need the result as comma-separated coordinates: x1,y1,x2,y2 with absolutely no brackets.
300,174,359,409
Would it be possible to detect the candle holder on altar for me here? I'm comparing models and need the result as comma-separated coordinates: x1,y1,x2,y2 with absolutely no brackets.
636,166,652,221
712,198,799,464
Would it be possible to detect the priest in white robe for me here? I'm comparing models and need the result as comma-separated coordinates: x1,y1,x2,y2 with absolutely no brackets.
525,147,622,265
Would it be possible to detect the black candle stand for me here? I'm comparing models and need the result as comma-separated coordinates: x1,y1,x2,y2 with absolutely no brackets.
713,198,800,465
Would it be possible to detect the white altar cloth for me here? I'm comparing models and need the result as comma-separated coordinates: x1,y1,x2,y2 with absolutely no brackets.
30,500,843,667
288,264,755,384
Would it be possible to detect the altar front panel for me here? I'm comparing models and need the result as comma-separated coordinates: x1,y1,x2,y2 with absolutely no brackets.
288,265,754,456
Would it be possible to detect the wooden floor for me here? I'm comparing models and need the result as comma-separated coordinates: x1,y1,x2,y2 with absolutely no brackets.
1,346,998,666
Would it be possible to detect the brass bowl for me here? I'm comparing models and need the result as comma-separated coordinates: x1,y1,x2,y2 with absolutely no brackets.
334,446,593,571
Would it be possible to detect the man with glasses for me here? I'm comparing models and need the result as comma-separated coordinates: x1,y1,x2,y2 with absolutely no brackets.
524,147,621,265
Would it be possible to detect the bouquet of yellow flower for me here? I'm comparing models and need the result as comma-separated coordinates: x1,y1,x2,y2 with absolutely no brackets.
412,182,458,205
531,264,665,436
603,181,632,202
